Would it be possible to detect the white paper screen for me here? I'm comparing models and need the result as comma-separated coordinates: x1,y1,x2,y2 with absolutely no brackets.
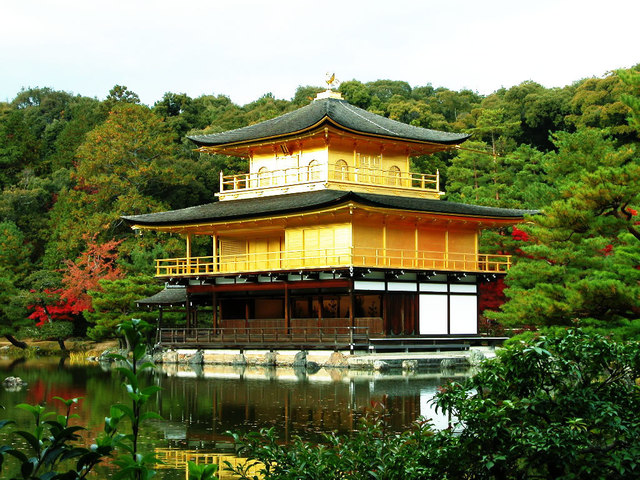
449,295,477,334
419,294,448,334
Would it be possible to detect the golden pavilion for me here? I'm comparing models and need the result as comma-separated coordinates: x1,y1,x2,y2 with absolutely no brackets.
124,88,529,350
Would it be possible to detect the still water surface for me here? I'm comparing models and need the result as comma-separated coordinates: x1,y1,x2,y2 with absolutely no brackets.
0,357,467,478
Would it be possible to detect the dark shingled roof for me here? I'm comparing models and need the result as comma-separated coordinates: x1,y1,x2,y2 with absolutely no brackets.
122,190,535,227
188,97,470,147
136,287,187,306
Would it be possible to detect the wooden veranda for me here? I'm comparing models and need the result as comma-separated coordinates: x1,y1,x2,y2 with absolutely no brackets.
155,327,507,352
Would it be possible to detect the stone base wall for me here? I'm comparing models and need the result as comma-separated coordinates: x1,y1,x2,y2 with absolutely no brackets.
158,347,484,371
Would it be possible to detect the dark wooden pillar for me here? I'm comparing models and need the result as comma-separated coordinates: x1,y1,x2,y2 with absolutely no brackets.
382,292,388,335
284,284,290,331
185,293,192,329
212,292,218,329
349,280,355,329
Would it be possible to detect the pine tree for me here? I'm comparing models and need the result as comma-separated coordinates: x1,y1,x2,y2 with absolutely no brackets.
490,128,640,337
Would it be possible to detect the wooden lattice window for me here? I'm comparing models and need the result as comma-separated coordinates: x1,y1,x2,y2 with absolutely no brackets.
334,159,349,180
307,160,320,181
387,165,401,186
257,167,270,187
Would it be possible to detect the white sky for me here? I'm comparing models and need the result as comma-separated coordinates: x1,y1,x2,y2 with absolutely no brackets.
1,0,638,106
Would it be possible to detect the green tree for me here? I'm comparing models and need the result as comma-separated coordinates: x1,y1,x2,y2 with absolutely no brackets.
0,221,33,283
230,330,640,479
190,94,246,132
490,128,639,334
85,276,159,340
366,79,412,103
435,329,640,479
567,70,635,139
387,96,449,130
46,102,189,262
445,140,519,205
103,84,140,109
339,80,371,108
0,109,40,187
470,108,520,155
619,66,640,133
291,85,324,106
0,268,30,348
242,93,290,125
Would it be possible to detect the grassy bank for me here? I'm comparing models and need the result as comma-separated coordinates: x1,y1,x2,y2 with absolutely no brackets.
0,338,119,357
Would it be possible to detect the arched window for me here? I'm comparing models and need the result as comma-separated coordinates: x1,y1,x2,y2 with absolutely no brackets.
387,166,401,186
257,167,270,187
307,160,320,181
334,159,349,181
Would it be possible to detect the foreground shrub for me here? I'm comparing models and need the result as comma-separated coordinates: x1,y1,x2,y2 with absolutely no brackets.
0,319,178,480
230,329,640,479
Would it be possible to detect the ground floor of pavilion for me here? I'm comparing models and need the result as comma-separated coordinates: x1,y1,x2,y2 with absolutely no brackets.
142,268,504,351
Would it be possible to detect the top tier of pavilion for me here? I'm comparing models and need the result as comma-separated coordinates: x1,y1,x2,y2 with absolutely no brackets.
188,90,470,201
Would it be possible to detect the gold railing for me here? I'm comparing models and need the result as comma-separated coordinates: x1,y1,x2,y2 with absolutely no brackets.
331,165,439,191
155,247,511,277
219,164,439,193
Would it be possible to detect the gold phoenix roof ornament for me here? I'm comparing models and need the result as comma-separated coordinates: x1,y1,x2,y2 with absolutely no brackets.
325,72,340,90
316,72,343,100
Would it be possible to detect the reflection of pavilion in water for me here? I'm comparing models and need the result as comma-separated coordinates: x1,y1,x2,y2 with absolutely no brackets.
153,366,464,448
155,450,263,479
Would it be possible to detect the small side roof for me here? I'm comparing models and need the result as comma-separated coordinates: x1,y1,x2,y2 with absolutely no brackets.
136,286,187,307
188,97,470,148
123,190,536,228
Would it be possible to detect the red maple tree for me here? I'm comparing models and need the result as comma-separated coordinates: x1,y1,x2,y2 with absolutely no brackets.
59,234,125,314
478,278,506,312
28,289,76,326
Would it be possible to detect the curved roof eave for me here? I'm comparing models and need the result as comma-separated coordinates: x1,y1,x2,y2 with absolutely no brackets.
122,190,536,229
187,98,470,148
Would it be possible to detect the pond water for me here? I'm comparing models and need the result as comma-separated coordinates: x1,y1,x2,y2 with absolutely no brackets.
0,356,468,478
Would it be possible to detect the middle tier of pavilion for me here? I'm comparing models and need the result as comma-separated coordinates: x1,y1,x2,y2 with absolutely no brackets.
123,190,532,279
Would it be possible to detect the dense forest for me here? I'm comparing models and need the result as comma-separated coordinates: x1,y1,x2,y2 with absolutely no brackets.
0,67,638,346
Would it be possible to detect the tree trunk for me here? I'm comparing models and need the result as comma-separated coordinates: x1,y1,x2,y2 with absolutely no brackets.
57,338,67,352
5,334,27,349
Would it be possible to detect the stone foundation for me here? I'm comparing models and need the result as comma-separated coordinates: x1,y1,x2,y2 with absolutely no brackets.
158,347,490,371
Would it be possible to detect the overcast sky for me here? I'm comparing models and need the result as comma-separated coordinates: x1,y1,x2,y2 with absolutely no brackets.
1,0,638,106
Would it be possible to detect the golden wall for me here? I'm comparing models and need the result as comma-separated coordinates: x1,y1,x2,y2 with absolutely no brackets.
214,213,478,272
352,216,478,269
285,223,351,267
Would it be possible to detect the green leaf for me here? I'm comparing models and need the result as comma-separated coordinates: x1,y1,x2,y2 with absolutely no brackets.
113,403,135,420
140,385,161,396
139,411,163,422
14,430,42,453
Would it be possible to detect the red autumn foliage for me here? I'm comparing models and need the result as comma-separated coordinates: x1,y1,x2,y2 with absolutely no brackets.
28,289,77,326
60,235,124,314
600,244,614,256
478,278,506,312
511,226,530,242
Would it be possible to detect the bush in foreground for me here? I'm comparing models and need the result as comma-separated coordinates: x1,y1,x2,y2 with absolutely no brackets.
230,329,640,479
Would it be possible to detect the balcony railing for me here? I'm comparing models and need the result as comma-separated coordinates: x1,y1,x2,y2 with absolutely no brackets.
155,247,511,277
155,326,371,349
219,164,439,194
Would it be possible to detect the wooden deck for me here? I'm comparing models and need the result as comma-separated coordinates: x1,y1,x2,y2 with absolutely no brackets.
155,327,507,352
156,327,371,350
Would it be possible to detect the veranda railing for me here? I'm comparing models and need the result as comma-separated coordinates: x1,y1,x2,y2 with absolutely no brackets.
155,247,511,277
